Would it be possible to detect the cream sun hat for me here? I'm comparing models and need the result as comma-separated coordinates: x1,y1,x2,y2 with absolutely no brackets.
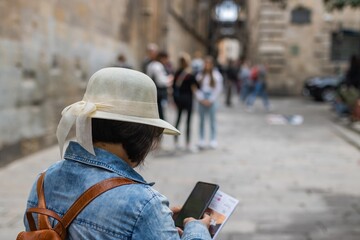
56,67,180,156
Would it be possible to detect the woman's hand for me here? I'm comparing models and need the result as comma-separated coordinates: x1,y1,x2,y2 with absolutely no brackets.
170,206,181,220
184,213,211,228
170,206,184,236
171,207,211,236
200,99,212,107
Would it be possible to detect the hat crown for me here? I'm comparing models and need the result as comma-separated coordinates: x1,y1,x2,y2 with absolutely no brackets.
84,67,157,104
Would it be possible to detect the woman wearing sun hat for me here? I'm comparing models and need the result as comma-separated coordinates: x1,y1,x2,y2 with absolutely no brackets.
21,68,212,239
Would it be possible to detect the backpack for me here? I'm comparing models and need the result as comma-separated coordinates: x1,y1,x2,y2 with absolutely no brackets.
250,67,259,81
17,172,135,240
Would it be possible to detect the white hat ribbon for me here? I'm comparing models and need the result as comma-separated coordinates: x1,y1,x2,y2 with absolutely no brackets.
56,101,110,157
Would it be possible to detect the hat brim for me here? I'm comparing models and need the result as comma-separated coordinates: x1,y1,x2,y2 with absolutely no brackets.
90,111,180,135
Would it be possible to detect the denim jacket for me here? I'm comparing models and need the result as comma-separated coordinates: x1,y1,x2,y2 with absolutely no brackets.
24,141,211,240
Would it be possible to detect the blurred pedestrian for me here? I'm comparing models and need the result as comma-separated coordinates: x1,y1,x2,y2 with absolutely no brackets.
246,63,271,112
20,67,213,239
113,54,132,69
334,55,360,117
142,43,158,73
173,52,199,151
345,54,360,90
195,56,223,149
224,59,239,107
238,60,252,104
147,51,174,120
163,52,175,76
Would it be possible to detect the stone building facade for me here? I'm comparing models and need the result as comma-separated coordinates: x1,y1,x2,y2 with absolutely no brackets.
246,0,360,95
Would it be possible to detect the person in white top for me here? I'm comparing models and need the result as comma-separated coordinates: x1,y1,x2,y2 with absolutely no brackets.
146,51,173,120
195,56,223,149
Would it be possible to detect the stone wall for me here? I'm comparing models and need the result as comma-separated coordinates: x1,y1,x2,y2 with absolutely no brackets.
167,0,209,65
0,0,136,162
0,0,211,163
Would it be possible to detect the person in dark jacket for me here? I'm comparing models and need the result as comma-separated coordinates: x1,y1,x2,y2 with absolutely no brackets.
224,59,239,107
173,52,199,151
345,54,360,90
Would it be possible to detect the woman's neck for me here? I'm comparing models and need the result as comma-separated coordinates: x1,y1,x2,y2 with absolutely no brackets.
93,142,136,168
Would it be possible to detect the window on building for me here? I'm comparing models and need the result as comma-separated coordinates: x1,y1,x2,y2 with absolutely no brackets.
331,30,360,61
291,6,311,24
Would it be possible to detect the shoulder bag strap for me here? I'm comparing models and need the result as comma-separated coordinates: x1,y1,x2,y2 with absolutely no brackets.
36,172,52,230
54,177,135,237
175,70,188,88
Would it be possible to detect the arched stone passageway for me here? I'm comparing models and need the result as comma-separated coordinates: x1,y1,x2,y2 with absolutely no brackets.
217,38,243,64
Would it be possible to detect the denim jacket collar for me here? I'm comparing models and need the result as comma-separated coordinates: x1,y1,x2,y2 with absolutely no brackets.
64,141,152,185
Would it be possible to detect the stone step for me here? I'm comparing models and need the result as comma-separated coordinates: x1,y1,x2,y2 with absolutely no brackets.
259,22,287,30
262,58,286,66
259,30,284,39
260,14,286,21
259,28,285,33
259,18,287,24
260,3,282,12
260,0,282,7
259,51,285,57
260,9,285,17
258,37,285,45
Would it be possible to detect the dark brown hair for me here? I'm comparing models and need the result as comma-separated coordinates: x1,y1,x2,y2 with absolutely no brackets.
92,118,163,166
200,56,216,88
156,51,168,61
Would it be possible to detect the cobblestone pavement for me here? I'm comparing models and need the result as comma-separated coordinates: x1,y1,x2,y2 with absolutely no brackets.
1,98,360,240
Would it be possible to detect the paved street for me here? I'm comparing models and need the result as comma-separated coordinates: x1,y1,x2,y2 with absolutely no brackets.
1,97,360,240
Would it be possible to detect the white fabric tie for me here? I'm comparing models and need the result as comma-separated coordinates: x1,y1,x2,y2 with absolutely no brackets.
56,101,107,157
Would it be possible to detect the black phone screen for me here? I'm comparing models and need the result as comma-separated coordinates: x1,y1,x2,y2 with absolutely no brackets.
174,182,219,229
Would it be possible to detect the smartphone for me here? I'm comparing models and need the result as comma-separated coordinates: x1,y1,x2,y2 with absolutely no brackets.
174,182,219,229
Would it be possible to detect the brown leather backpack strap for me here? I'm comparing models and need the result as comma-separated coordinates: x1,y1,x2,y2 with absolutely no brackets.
36,172,52,230
26,207,66,234
54,177,135,236
36,172,46,208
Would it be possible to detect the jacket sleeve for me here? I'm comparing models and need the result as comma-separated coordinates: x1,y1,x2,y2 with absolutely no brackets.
131,193,211,240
